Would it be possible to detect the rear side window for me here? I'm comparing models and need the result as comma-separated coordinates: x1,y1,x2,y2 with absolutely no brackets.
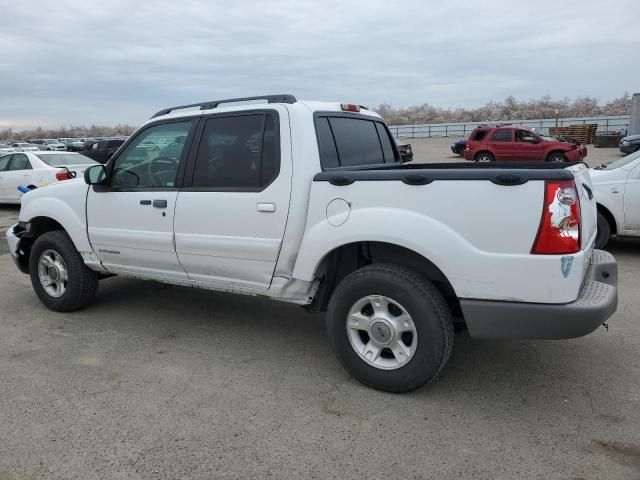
471,129,489,141
490,129,513,142
315,115,399,169
192,112,279,189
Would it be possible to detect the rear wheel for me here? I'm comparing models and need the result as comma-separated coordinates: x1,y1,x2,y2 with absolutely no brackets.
29,230,99,312
547,152,567,163
595,211,612,249
326,264,454,393
474,152,494,163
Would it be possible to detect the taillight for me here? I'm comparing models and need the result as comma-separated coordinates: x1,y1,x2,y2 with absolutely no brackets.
55,170,72,181
531,180,581,254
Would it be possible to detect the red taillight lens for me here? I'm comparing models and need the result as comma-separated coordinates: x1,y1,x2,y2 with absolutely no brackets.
531,180,581,254
340,103,360,112
55,170,72,181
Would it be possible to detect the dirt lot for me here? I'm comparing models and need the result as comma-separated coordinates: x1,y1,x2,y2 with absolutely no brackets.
1,142,639,479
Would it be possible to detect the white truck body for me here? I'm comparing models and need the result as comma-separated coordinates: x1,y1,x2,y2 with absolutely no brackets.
5,95,618,391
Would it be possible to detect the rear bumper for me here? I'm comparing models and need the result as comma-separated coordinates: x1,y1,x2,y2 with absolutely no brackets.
460,249,617,339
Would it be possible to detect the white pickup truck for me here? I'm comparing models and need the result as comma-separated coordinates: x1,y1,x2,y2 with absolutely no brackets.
6,95,618,392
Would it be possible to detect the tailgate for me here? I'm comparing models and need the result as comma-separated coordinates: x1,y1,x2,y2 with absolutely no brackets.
565,163,597,249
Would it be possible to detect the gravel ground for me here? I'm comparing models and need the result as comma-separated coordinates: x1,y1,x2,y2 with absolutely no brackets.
0,142,639,479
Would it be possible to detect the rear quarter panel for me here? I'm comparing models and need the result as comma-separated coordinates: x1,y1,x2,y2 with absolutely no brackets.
293,179,590,304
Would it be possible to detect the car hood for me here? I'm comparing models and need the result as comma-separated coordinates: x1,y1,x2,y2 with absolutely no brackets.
622,134,640,142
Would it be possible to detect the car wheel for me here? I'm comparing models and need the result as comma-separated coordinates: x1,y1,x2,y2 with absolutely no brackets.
29,230,99,312
326,264,454,393
547,152,567,163
595,212,612,250
474,152,494,162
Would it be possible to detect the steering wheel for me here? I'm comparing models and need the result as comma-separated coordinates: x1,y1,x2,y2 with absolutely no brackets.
147,156,178,186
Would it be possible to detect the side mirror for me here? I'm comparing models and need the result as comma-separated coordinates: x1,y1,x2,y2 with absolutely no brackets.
84,164,108,185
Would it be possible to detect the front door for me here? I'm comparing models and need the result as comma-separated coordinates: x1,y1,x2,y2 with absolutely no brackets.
0,155,13,201
4,153,33,202
623,162,640,235
513,129,542,161
174,108,291,291
86,119,197,280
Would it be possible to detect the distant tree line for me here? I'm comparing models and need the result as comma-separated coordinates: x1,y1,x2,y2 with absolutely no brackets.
374,93,633,126
0,124,136,142
0,93,633,138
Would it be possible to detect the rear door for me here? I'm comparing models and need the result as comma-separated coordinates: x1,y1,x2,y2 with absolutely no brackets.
86,119,198,280
488,128,514,161
174,107,291,291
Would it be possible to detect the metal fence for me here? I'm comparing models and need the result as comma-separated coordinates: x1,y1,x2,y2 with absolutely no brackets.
388,115,630,139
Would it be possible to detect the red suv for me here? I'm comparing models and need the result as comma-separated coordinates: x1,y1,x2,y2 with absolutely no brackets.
464,125,587,163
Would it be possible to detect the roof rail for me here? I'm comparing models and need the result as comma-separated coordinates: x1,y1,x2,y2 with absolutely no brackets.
151,94,297,118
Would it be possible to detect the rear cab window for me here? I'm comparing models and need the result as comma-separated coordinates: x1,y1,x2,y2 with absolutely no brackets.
315,113,400,169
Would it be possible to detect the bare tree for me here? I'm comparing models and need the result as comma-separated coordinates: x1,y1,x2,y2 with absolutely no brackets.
374,93,632,125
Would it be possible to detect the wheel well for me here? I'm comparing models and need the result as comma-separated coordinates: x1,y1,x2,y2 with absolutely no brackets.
308,241,460,316
597,204,617,234
17,216,66,265
474,150,493,160
546,150,567,161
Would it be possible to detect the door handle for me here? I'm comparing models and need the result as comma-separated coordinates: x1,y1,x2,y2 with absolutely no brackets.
153,199,168,208
256,202,276,212
22,173,30,177
140,200,151,205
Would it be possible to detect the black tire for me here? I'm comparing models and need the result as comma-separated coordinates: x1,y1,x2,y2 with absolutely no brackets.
546,152,567,163
326,264,454,393
595,211,612,250
474,151,494,163
29,230,99,312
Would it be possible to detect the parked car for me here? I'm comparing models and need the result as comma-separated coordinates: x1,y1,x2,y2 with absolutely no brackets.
464,125,587,163
591,149,640,248
6,95,617,393
65,139,88,152
10,142,40,152
0,142,17,155
0,151,97,204
395,141,413,162
619,134,640,155
80,138,125,163
451,139,466,156
28,139,67,151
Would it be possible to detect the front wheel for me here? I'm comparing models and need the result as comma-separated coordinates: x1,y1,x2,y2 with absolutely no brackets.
547,152,567,163
326,264,454,393
29,230,99,312
474,152,494,163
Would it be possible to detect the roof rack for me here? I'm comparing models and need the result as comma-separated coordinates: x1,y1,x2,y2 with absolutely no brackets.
151,94,297,118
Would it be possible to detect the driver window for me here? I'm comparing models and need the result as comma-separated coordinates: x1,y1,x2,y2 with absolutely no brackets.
516,130,536,143
111,121,193,188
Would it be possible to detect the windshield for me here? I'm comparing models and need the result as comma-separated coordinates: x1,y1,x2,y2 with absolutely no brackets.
36,153,97,166
599,150,640,170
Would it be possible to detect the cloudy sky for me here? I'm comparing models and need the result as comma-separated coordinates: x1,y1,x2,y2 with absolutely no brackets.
1,0,638,129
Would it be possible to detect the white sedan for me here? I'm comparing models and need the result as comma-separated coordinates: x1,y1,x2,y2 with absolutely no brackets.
0,151,98,204
591,149,640,248
10,142,40,152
